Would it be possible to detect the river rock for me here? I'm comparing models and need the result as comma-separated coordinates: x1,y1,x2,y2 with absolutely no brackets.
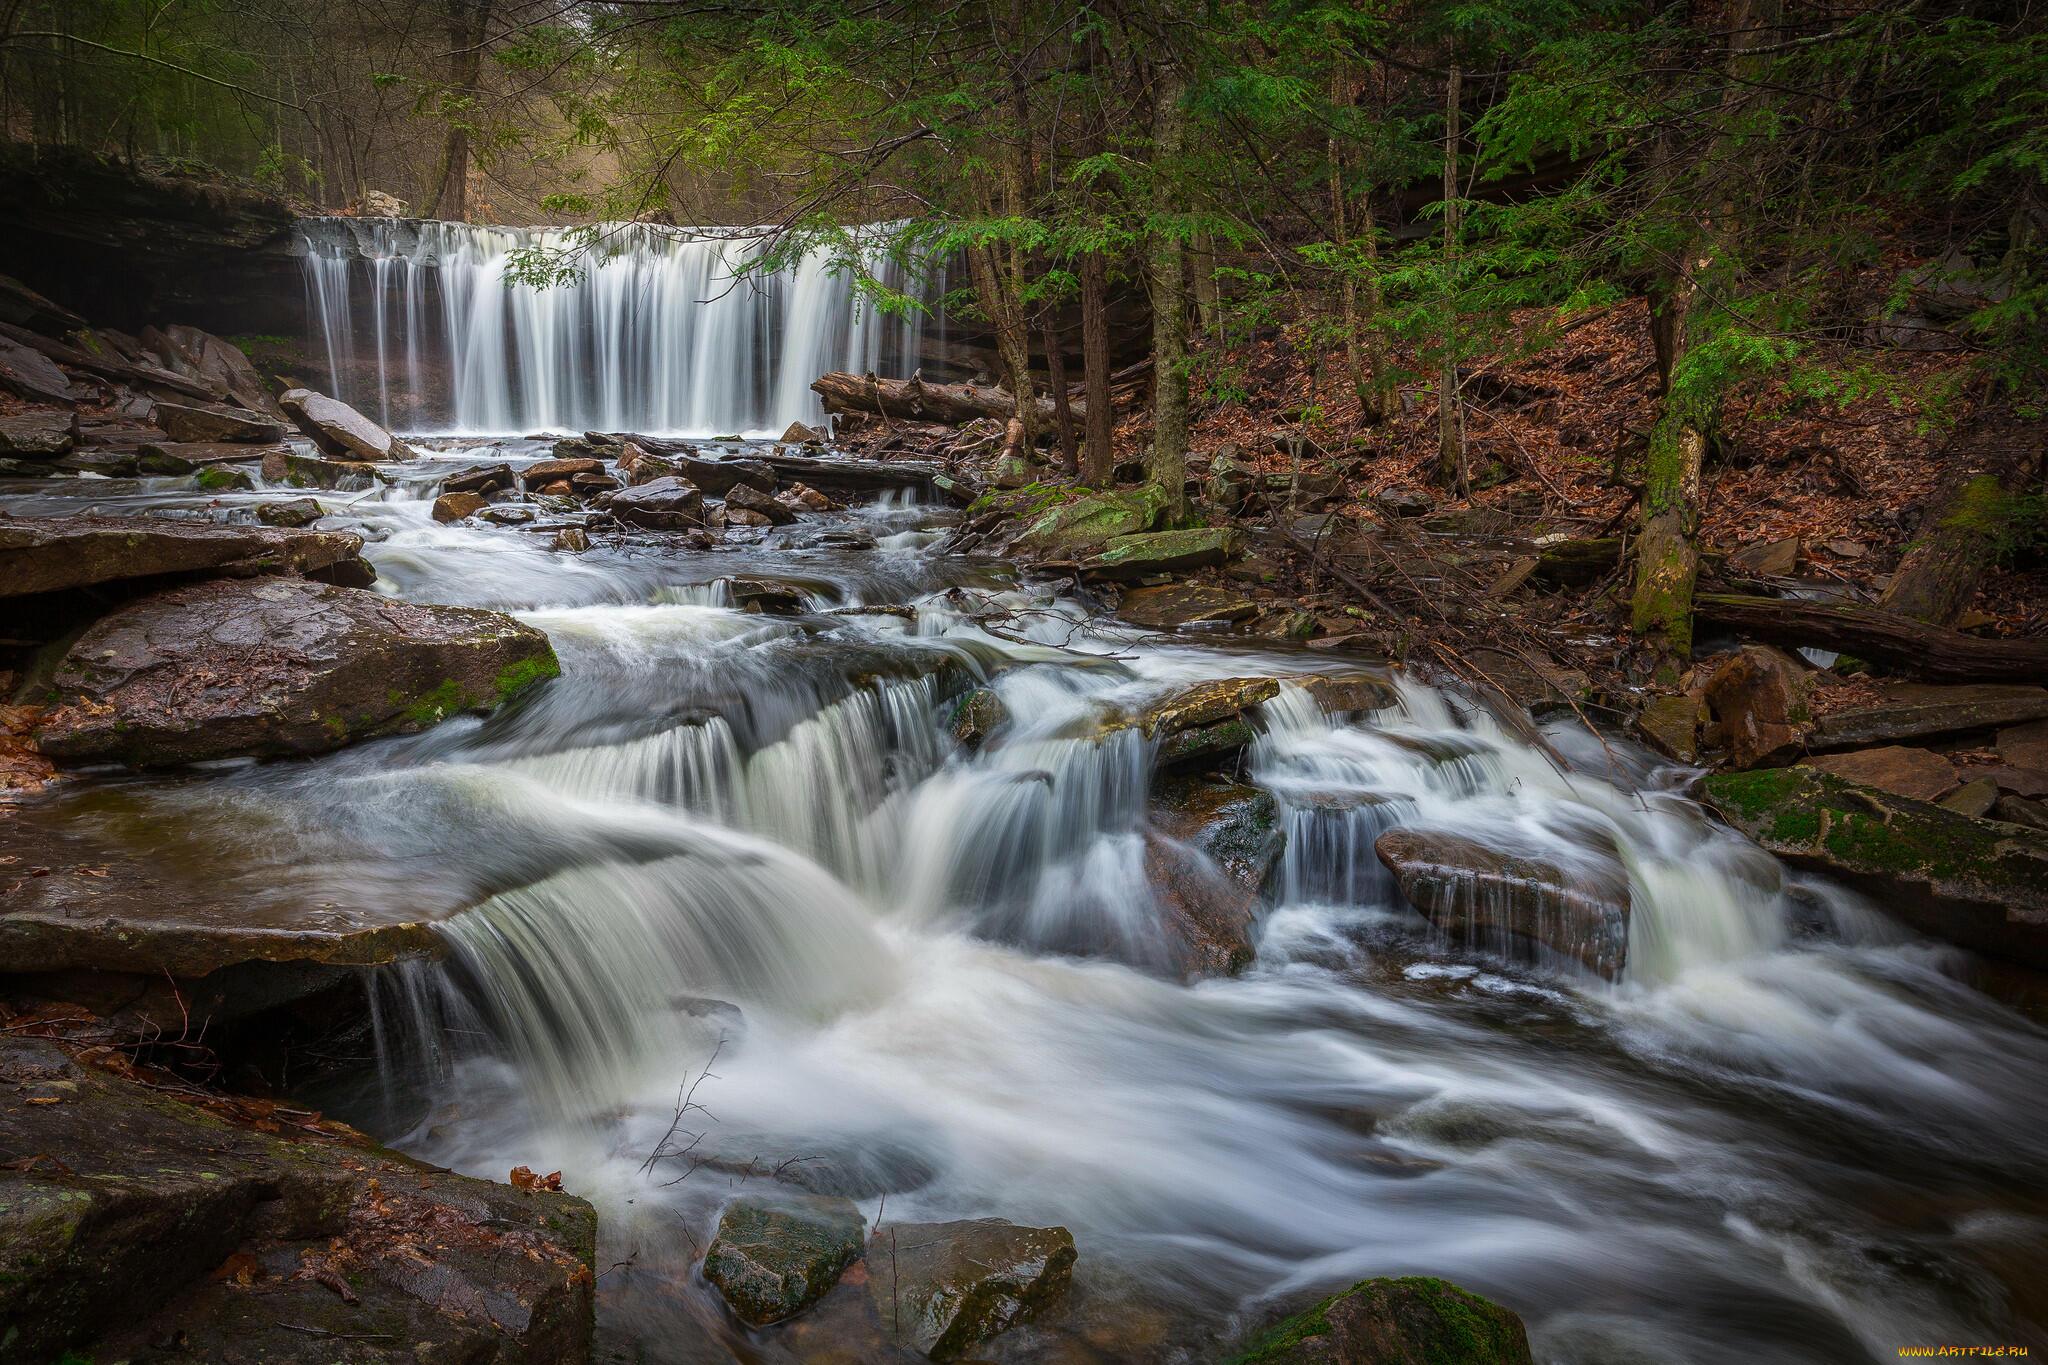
1012,485,1169,558
728,575,809,614
605,475,705,529
194,465,253,491
0,513,368,598
1806,745,1958,803
1811,683,2048,751
442,461,516,496
864,1219,1076,1361
1374,827,1632,978
554,526,590,552
784,480,833,512
1147,774,1282,977
1995,795,2048,832
1728,535,1800,577
434,490,489,522
138,438,285,468
0,1036,595,1365
781,419,825,445
519,456,604,490
1635,693,1704,763
951,687,1009,747
1997,717,2048,774
0,409,75,456
254,496,324,527
703,1193,866,1325
1137,676,1281,769
1234,1276,1533,1365
1118,582,1258,630
1701,766,2048,966
279,386,414,460
1082,527,1240,580
149,399,283,444
35,577,558,766
1940,777,2001,819
0,336,76,403
728,479,798,524
1703,645,1811,768
260,446,382,490
1300,672,1399,716
662,451,776,496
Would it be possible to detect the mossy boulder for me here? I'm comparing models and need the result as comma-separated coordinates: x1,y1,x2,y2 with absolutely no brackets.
1011,484,1169,558
0,1036,596,1365
36,577,558,767
1701,766,2048,966
951,686,1009,747
865,1218,1076,1361
1232,1276,1533,1365
702,1193,866,1325
1146,774,1283,977
1117,581,1258,630
1081,526,1241,580
1109,676,1282,771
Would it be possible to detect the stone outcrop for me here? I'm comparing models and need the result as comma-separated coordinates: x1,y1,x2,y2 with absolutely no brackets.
1138,676,1281,769
1231,1276,1533,1365
1809,683,2048,751
36,577,558,767
602,476,705,529
0,1036,595,1365
1082,527,1241,579
861,1219,1076,1361
0,513,368,598
1118,581,1258,630
1702,766,2048,965
150,399,284,444
261,446,384,490
1702,645,1810,769
703,1193,867,1326
1806,745,1959,802
280,386,414,461
1374,827,1632,978
728,479,798,525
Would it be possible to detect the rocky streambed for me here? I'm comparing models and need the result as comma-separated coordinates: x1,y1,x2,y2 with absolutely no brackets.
3,415,2048,1363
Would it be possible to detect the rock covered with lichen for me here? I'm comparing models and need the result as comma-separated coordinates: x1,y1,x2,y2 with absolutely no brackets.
35,576,558,766
1230,1276,1534,1364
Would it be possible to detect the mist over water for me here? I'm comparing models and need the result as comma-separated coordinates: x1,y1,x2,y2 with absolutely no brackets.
14,460,2047,1363
297,219,936,435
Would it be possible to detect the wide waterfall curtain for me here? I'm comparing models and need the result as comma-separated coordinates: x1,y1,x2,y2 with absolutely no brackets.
298,220,936,436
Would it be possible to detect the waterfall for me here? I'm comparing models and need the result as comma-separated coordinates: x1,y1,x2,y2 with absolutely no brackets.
295,218,938,436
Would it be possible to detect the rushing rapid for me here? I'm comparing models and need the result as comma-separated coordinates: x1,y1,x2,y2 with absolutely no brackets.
10,450,2047,1364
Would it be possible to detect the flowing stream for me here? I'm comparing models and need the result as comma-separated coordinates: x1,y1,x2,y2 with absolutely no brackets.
297,219,936,435
8,450,2048,1364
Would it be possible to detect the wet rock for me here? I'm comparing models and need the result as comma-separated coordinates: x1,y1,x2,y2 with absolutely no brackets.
1728,535,1801,577
1703,645,1811,769
0,513,367,598
1811,683,2048,751
728,575,810,614
1139,676,1282,770
254,497,324,528
1233,1276,1533,1365
1374,828,1631,978
194,465,253,491
1997,717,2048,774
864,1218,1076,1361
1299,673,1399,717
1702,766,2048,966
147,322,282,417
0,333,79,404
442,461,516,496
605,475,704,529
703,1193,866,1326
1940,777,2001,819
54,449,141,477
572,470,621,494
785,480,833,512
1012,485,1169,558
728,479,799,525
1081,527,1240,580
951,687,1009,747
662,450,776,497
1635,693,1704,764
0,409,76,456
519,456,605,490
1148,774,1283,977
150,400,284,444
553,526,590,552
0,1037,595,1365
139,438,286,468
482,504,539,527
1117,582,1257,630
1807,746,1958,803
434,490,489,523
279,386,415,461
36,577,558,767
781,419,826,445
260,446,382,491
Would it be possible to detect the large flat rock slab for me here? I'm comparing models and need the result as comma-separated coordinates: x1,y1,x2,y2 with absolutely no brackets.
0,1036,595,1365
0,512,366,597
36,577,559,767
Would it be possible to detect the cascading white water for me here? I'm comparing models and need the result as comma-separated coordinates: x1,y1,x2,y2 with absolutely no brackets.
297,218,938,436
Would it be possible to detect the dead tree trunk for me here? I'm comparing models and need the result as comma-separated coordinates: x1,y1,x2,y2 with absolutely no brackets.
1080,251,1115,485
1879,419,2044,625
427,0,490,221
1039,312,1079,475
1436,62,1467,495
1694,594,2048,683
812,372,1080,426
1147,61,1190,518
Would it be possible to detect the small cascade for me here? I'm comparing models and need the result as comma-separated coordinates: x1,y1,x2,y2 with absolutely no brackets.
296,218,940,435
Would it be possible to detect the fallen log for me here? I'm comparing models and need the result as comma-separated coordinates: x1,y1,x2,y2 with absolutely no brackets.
1694,593,2048,683
755,449,951,501
812,371,1084,427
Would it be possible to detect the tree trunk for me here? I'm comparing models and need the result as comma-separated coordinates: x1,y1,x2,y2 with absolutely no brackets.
1147,62,1190,517
1039,313,1079,475
1329,64,1364,415
427,0,489,221
1694,594,2048,683
811,371,1081,426
1080,251,1115,485
1355,190,1394,424
1879,418,2043,624
1436,62,1466,493
1191,228,1221,345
